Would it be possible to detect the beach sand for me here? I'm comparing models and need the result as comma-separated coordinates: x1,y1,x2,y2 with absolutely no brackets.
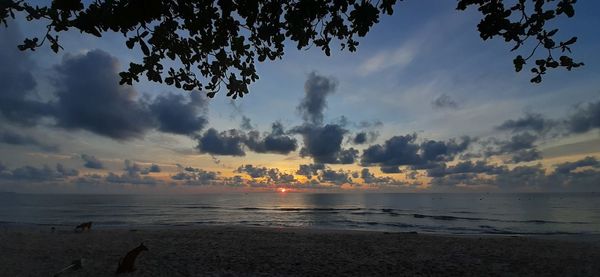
1,226,599,276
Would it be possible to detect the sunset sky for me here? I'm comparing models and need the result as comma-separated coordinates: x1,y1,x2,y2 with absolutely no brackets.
1,1,599,193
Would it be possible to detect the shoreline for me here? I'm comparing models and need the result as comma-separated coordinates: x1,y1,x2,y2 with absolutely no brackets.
2,225,600,276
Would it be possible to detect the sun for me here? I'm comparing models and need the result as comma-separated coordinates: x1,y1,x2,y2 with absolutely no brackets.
278,188,287,193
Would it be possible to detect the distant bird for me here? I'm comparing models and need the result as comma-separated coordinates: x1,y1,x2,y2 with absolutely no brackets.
74,222,93,232
116,243,148,274
54,259,83,277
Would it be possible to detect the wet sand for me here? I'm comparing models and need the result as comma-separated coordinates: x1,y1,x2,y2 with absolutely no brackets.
1,226,599,276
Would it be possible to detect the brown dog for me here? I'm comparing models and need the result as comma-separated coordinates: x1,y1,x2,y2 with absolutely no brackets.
74,222,92,232
116,243,148,274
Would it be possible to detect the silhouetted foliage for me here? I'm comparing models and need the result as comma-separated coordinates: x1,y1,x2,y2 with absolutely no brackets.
457,0,583,83
0,0,583,98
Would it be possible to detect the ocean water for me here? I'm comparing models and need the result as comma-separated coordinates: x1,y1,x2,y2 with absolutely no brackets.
1,193,599,235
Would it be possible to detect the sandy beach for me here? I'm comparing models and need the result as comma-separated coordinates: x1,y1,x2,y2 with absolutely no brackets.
1,226,599,276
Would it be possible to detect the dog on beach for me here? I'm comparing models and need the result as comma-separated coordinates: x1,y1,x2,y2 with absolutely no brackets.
74,222,93,232
116,243,148,274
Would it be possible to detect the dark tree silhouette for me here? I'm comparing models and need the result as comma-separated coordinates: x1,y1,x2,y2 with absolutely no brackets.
0,0,583,98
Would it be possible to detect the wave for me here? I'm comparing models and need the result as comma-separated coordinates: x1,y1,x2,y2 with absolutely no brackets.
411,213,589,225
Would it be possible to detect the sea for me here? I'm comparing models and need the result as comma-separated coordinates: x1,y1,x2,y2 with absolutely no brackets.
1,192,599,235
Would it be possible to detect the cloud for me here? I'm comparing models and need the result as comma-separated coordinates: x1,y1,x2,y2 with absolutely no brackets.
123,160,142,176
244,122,298,155
566,100,600,134
0,26,51,126
0,163,78,181
426,160,507,178
149,91,208,135
2,44,214,140
318,169,352,185
554,156,599,174
380,166,402,173
293,124,357,164
195,128,246,156
360,134,421,169
0,129,58,152
171,166,220,185
141,164,161,175
296,163,325,179
236,164,296,184
484,133,542,163
510,149,542,163
431,94,459,109
195,122,297,156
361,134,472,173
352,131,378,145
360,168,394,184
428,158,600,192
297,72,337,125
353,132,368,144
105,172,157,185
358,43,415,76
56,163,79,177
420,137,472,162
235,164,268,178
52,50,155,139
496,112,554,133
81,154,104,169
240,116,253,130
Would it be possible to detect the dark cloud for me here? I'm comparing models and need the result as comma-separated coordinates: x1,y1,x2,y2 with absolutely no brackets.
431,94,459,109
566,100,600,134
426,160,507,178
352,131,379,145
497,112,554,133
353,132,368,144
380,166,401,173
150,92,208,135
297,72,337,125
141,164,161,175
0,26,51,126
360,168,393,184
296,163,325,179
105,172,157,185
0,163,78,181
171,166,220,186
499,132,537,153
240,116,253,130
0,129,58,152
56,163,79,177
195,122,297,156
293,124,357,164
510,149,542,163
195,128,246,156
318,169,352,185
52,50,154,139
483,132,542,163
361,134,421,167
236,164,268,178
420,137,472,162
236,164,296,184
554,156,599,174
244,122,297,155
123,160,142,176
492,164,547,190
81,154,104,169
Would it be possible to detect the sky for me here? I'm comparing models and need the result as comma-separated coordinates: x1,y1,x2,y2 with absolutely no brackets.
0,1,599,193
